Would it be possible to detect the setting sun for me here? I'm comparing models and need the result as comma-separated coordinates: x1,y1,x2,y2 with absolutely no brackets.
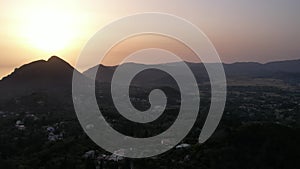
24,9,76,52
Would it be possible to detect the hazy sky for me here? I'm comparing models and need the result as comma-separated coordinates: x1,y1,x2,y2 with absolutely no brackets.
0,0,300,78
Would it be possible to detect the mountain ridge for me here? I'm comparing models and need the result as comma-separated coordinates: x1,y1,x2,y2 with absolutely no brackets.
83,58,300,85
0,56,299,103
0,56,85,102
2,56,300,82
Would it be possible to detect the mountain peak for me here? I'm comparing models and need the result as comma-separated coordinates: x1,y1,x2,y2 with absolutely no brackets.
0,56,76,82
46,56,73,68
47,55,63,62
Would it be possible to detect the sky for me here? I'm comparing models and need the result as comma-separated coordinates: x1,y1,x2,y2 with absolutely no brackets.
0,0,300,78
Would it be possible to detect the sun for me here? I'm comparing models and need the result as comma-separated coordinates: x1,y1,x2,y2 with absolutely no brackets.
24,9,76,52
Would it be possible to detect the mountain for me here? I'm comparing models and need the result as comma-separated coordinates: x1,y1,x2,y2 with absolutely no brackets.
1,56,299,104
2,56,72,81
84,59,300,86
0,56,85,103
223,59,300,76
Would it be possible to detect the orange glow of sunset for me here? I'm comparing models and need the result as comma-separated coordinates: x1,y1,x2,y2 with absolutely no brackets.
0,1,95,68
0,1,300,79
23,9,76,52
102,34,200,66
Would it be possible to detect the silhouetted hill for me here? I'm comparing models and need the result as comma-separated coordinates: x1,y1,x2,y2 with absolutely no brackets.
1,57,299,104
223,59,300,77
264,59,300,73
0,56,85,103
84,59,300,86
2,56,74,82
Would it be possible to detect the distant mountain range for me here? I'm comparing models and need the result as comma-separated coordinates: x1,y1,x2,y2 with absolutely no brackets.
84,59,300,85
0,56,299,103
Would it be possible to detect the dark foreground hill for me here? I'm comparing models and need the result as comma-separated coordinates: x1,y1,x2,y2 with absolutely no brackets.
0,56,87,104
